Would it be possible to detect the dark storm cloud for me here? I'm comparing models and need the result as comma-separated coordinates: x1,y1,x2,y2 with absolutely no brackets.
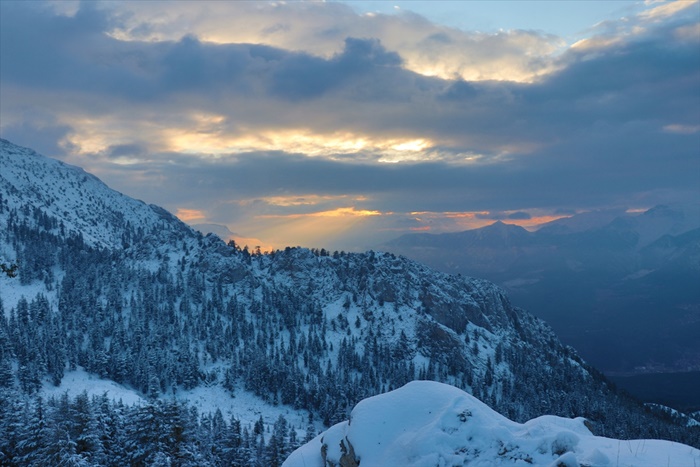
0,2,149,98
0,0,698,225
1,4,405,105
0,120,73,159
520,36,700,136
269,38,402,100
100,143,696,220
103,143,149,159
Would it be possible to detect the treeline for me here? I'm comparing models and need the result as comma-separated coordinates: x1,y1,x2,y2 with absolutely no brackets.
0,389,304,466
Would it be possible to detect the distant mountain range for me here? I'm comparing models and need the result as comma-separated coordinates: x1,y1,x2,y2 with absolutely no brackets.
381,204,700,383
1,138,698,464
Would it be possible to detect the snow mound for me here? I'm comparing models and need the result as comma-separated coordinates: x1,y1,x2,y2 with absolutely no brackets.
284,380,700,467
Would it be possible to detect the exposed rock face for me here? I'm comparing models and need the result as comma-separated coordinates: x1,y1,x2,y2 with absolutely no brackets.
320,437,359,467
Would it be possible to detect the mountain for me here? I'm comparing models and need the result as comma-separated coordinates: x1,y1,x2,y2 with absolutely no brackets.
191,223,237,242
192,222,273,252
1,138,698,464
536,208,629,235
0,139,191,251
285,381,700,467
381,205,700,385
388,221,533,275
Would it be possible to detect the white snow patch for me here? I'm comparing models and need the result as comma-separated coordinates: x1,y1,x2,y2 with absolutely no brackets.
173,383,314,435
0,275,55,318
285,381,700,467
41,368,144,406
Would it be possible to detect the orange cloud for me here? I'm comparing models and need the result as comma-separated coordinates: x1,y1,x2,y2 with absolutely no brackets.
258,207,382,219
238,194,369,208
239,206,387,250
508,215,570,230
230,235,275,254
175,208,206,222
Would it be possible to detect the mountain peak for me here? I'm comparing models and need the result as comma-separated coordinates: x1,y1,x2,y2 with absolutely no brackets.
0,138,194,249
483,220,528,233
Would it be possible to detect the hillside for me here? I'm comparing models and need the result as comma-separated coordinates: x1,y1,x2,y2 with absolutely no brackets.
381,205,700,381
1,138,698,465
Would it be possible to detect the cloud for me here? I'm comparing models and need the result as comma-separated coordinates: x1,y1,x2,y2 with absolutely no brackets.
475,211,531,221
102,1,564,83
3,0,696,163
0,117,73,159
268,37,403,100
1,0,698,250
175,208,206,223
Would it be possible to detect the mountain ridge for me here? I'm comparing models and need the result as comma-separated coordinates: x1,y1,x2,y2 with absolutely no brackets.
381,204,700,378
1,139,698,465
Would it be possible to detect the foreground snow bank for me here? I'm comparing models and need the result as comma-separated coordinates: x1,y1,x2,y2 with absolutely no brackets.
284,381,700,466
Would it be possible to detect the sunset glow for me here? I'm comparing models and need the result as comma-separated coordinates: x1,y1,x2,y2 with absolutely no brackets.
175,208,206,223
1,0,697,251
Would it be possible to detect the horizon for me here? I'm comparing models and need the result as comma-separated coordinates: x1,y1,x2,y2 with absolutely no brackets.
1,0,699,251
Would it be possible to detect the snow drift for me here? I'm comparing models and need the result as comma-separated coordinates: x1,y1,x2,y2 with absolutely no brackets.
284,380,700,466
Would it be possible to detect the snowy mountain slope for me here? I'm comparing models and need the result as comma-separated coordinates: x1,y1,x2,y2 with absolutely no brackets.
1,138,699,465
0,138,193,250
191,223,237,241
380,204,700,378
285,381,700,467
39,367,318,441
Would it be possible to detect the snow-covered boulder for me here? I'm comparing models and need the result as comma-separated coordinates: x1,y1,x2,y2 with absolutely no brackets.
284,380,700,466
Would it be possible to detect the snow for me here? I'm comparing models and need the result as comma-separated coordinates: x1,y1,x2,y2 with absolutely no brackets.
645,403,700,428
41,368,145,406
284,381,700,467
0,138,194,251
174,383,316,435
0,275,55,318
5,138,697,463
40,369,317,438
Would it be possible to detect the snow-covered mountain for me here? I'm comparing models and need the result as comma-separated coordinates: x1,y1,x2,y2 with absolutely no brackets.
381,205,700,381
0,138,192,251
1,138,698,464
285,381,700,467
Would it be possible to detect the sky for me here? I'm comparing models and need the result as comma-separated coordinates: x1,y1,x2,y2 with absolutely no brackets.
1,0,699,251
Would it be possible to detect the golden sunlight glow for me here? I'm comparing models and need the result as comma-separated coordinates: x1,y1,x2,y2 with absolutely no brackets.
391,139,430,152
239,194,370,207
407,58,561,84
513,215,572,230
103,2,567,85
243,207,385,250
230,235,276,253
56,111,450,166
570,37,622,51
640,0,698,21
259,207,382,219
175,208,206,222
165,127,441,161
190,113,227,125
